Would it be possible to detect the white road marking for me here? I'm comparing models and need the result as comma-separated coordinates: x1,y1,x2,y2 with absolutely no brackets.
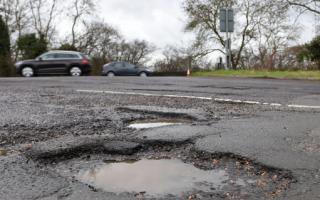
77,90,212,100
288,105,320,109
270,103,283,107
242,101,261,105
77,89,320,110
214,98,240,103
78,90,104,93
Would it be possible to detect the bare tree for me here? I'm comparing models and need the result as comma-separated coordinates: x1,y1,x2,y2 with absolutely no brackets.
115,40,155,65
68,0,95,47
0,0,29,37
77,21,121,59
286,0,320,15
246,0,299,70
154,44,211,72
154,46,191,72
183,0,292,69
0,0,12,26
28,0,60,42
0,0,31,60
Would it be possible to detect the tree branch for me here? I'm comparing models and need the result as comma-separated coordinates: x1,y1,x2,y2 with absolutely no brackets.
287,0,320,15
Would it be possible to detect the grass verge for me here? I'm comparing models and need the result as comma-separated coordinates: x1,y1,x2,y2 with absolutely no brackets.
192,70,320,80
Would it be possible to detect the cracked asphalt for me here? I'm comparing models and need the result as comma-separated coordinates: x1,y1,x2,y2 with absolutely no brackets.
0,76,320,200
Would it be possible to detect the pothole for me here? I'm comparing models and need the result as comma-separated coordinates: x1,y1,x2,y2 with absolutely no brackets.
42,143,293,199
128,122,182,129
78,159,230,197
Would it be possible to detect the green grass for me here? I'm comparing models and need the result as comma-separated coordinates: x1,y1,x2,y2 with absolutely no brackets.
192,70,320,80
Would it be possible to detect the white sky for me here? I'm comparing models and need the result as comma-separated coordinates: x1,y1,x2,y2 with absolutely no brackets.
58,0,318,56
95,0,194,48
97,1,318,45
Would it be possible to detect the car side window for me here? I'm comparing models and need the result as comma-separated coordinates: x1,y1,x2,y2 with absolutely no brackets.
41,53,56,60
126,63,135,69
56,53,80,59
68,54,80,59
115,62,124,68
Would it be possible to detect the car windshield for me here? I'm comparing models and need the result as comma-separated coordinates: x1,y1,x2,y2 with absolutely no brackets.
36,53,47,60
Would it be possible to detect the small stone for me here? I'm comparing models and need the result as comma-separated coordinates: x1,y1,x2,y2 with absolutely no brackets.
257,179,267,188
261,171,268,177
212,159,220,166
272,175,278,181
24,144,33,150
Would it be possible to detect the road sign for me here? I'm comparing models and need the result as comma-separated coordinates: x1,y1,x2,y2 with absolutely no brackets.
220,9,234,33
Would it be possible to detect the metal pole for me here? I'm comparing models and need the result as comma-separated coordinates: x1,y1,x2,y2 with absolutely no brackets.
225,9,229,70
228,36,232,70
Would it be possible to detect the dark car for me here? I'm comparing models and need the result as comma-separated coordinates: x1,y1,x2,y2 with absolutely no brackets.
102,62,151,77
15,51,91,77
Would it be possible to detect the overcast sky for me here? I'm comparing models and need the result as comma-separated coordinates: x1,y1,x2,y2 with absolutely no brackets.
95,0,193,48
59,1,318,50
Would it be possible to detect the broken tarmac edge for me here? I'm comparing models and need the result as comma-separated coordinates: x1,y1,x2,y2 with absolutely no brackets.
24,134,295,179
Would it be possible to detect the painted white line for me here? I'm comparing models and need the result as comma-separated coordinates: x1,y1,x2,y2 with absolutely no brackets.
77,90,104,94
288,105,320,109
214,98,244,104
77,90,213,100
270,103,283,107
160,94,212,100
77,89,320,110
242,100,261,105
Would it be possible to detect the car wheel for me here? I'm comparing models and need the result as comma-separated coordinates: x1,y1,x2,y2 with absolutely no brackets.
70,67,82,76
139,72,147,77
107,72,115,77
21,67,34,77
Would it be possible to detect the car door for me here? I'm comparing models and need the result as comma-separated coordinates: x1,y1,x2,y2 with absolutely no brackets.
36,53,57,74
54,53,76,74
125,63,139,75
114,62,126,75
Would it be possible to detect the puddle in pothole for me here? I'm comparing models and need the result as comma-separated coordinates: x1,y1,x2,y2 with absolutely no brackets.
78,159,233,197
128,122,181,129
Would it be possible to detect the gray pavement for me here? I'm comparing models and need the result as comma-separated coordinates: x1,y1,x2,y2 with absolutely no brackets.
0,76,320,200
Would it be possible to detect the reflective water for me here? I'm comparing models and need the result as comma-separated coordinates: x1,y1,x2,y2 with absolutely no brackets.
78,159,229,197
128,122,180,129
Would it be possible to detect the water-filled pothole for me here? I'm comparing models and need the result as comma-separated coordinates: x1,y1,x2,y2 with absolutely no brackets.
78,159,243,197
42,143,293,199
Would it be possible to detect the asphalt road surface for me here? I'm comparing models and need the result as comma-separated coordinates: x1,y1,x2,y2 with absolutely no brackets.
0,76,320,200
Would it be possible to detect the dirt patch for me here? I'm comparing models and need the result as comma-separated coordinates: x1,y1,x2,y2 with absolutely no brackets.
0,149,8,156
